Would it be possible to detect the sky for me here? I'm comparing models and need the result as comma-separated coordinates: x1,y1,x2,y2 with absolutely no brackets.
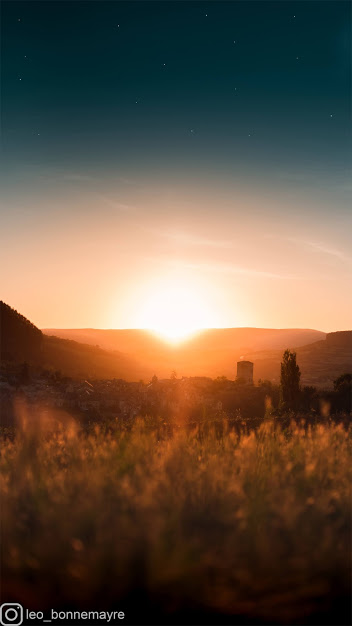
1,1,351,335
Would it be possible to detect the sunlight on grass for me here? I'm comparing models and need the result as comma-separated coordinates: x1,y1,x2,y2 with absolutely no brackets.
1,412,351,623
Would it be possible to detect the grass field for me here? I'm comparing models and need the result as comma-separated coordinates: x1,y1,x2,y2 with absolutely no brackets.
1,405,351,625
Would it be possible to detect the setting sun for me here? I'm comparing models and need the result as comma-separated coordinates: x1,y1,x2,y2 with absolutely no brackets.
135,280,219,343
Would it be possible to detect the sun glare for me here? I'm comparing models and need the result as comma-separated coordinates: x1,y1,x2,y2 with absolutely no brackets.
136,281,218,343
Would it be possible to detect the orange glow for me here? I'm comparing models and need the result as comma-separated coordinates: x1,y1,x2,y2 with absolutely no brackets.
134,278,220,343
2,181,351,333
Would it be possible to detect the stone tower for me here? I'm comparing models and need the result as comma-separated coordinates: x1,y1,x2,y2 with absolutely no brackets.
236,360,254,384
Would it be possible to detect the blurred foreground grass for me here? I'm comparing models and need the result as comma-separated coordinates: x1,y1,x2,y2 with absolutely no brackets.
1,406,351,625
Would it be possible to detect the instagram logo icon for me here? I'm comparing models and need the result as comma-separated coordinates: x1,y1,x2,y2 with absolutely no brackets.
0,604,23,626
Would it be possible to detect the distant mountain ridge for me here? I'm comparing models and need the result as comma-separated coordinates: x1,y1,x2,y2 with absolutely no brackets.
2,301,350,386
43,327,325,353
43,326,329,382
42,327,351,386
242,331,352,387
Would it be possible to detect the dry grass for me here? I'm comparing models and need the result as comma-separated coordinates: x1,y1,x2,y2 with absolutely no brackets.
1,404,351,625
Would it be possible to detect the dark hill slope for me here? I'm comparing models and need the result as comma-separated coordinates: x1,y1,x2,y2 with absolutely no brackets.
41,335,150,380
243,331,352,387
0,301,43,362
0,302,150,380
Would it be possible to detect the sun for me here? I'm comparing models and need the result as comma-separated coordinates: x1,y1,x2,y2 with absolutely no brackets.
135,280,218,343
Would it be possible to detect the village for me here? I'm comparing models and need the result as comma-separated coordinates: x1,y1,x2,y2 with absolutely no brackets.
0,360,281,427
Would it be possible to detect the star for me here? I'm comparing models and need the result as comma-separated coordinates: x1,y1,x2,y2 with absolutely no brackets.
190,129,195,134
330,114,333,118
205,14,208,17
18,18,21,22
19,78,22,81
233,40,236,44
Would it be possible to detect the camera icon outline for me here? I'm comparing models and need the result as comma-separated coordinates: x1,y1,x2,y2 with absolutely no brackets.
0,604,23,626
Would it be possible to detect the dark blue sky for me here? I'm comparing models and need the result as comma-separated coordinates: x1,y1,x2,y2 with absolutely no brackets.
2,1,350,181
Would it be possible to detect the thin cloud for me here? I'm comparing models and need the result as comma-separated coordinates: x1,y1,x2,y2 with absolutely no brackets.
153,229,233,249
178,260,298,280
307,242,349,261
96,194,133,212
289,238,352,263
60,173,137,211
60,172,143,193
145,256,299,280
63,174,96,182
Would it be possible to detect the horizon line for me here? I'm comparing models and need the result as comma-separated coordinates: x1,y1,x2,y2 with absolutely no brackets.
41,326,334,333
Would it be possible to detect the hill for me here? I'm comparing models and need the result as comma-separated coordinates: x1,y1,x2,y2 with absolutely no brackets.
0,302,150,380
43,327,327,381
0,301,43,361
241,331,352,387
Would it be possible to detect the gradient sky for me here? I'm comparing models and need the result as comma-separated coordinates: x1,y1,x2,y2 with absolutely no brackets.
1,1,351,333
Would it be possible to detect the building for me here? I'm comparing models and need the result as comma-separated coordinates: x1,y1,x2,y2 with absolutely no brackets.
237,360,254,384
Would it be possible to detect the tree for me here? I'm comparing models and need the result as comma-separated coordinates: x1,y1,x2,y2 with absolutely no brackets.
333,373,351,392
280,349,301,411
333,373,351,413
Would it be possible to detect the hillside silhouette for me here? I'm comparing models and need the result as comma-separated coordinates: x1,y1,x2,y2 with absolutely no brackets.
0,302,150,380
0,301,43,361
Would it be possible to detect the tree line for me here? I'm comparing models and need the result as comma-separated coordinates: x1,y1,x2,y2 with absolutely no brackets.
279,349,351,414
